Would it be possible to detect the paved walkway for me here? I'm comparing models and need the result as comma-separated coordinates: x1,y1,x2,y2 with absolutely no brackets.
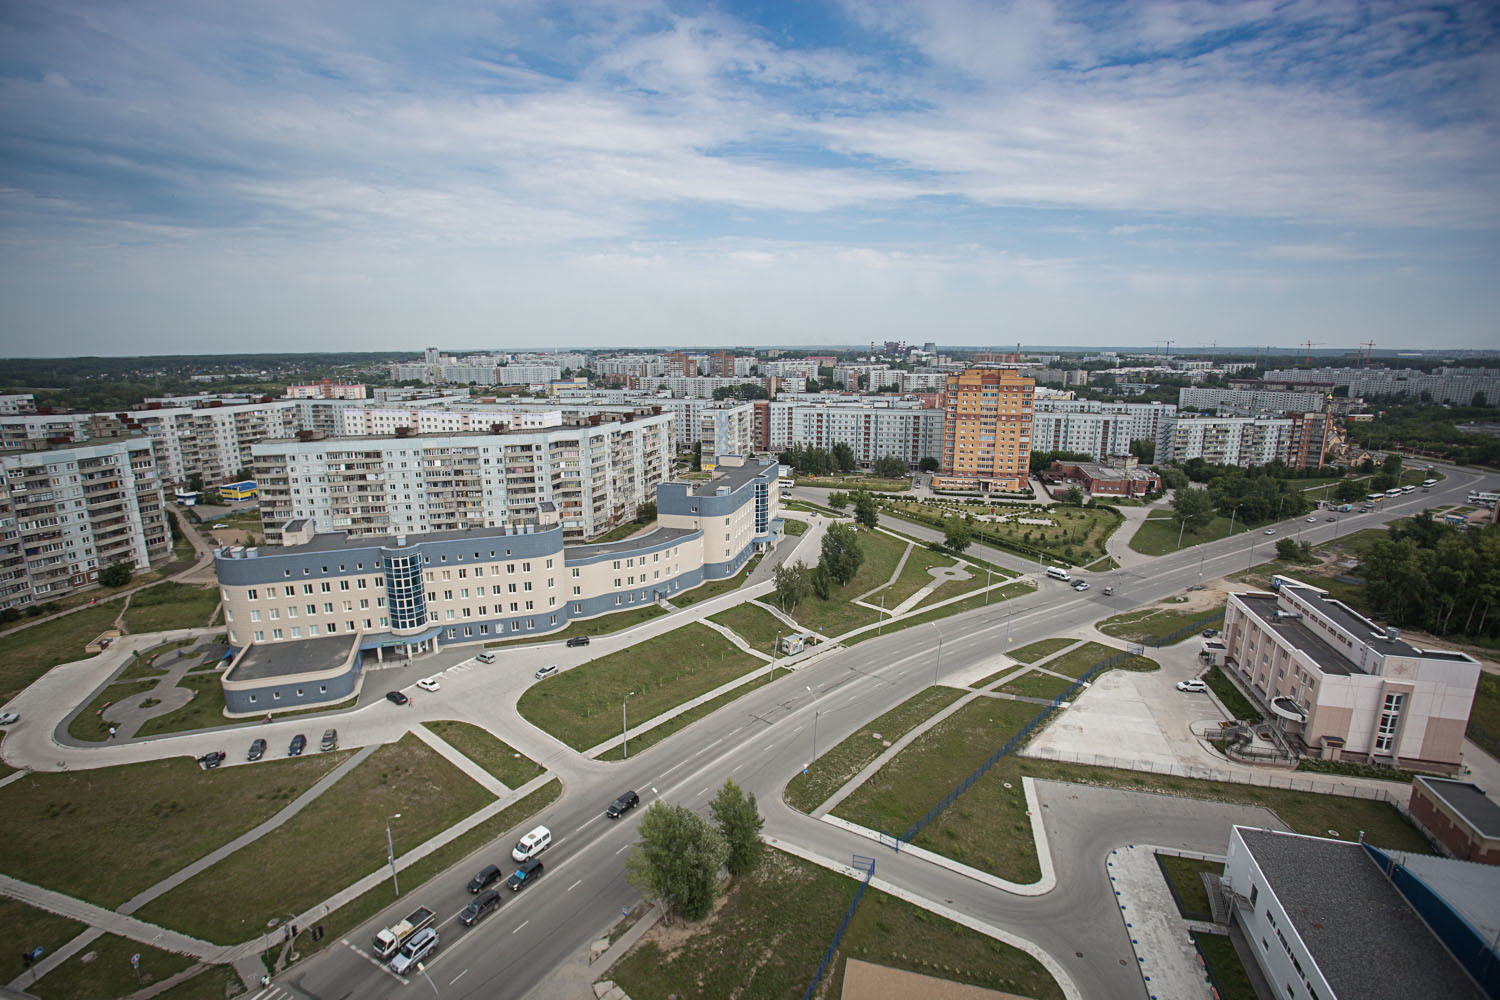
411,724,512,796
1107,844,1220,1000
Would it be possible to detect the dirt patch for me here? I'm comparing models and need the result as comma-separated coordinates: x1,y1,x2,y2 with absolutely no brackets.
841,958,1035,1000
635,878,734,962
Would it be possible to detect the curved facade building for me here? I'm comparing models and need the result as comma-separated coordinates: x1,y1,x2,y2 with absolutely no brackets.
214,457,781,716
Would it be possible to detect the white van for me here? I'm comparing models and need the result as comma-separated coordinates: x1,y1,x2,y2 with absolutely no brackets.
512,825,552,863
475,651,496,664
390,927,439,975
1045,566,1071,582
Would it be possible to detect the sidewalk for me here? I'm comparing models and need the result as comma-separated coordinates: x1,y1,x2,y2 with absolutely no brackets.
411,723,512,796
1106,844,1219,1000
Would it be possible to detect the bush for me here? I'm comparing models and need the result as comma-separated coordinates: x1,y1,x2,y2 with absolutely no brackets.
99,563,133,588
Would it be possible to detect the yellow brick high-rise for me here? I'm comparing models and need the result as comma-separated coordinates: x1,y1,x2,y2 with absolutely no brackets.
934,367,1034,492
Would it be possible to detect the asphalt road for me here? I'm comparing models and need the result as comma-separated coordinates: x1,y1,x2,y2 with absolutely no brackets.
172,465,1500,999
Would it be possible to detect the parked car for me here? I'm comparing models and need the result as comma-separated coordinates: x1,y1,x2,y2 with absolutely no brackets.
320,728,338,752
475,651,496,664
0,711,18,726
288,734,307,756
197,750,227,769
606,790,640,819
534,664,558,680
1201,628,1219,638
386,690,409,706
506,858,545,892
566,636,590,647
416,677,441,692
247,738,266,761
1326,516,1336,522
1177,679,1208,693
467,864,502,894
460,889,501,926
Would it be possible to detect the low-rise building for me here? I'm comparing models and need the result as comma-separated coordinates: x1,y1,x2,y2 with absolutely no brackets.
1408,777,1500,865
1041,459,1161,498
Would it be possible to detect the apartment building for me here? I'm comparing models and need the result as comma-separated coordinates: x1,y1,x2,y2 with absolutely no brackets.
0,439,170,610
498,364,562,385
762,359,820,380
1031,400,1175,462
0,395,37,414
1285,411,1335,470
1265,366,1500,406
934,368,1035,492
1221,579,1479,771
1179,386,1328,414
285,381,368,400
251,410,672,545
651,399,754,458
332,406,563,437
631,376,783,399
1168,414,1293,467
214,457,781,713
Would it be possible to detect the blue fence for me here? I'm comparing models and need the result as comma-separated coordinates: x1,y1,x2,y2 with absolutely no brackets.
1151,610,1227,649
897,648,1140,847
802,855,876,1000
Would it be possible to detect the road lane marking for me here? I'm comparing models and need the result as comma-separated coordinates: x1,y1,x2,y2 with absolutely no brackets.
450,970,469,985
706,738,723,750
731,763,743,773
792,725,803,734
572,818,596,835
512,920,529,934
662,758,688,776
615,843,630,855
567,879,582,891
696,787,708,797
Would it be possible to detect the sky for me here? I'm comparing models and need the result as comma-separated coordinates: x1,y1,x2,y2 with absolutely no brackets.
1,0,1498,357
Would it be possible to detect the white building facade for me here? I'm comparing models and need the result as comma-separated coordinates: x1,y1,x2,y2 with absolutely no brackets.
1031,400,1176,461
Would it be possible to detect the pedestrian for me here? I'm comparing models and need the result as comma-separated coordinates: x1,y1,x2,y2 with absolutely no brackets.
108,726,116,739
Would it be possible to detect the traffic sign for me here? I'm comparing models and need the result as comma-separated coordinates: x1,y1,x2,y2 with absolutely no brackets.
131,953,140,968
29,947,43,960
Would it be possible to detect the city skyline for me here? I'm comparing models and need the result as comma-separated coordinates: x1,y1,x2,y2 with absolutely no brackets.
2,0,1497,356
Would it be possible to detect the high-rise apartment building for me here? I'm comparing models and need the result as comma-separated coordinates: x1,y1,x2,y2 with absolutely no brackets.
1031,400,1175,462
934,368,1034,491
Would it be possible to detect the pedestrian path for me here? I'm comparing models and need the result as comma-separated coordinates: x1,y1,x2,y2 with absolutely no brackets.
697,618,773,662
411,723,512,796
1107,844,1220,1000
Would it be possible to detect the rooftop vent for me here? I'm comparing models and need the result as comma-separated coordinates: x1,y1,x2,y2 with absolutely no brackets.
1385,626,1401,641
1274,610,1301,621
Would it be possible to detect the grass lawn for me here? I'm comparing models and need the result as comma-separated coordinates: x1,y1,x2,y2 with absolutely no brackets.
133,673,229,738
1207,666,1263,721
672,559,761,608
1130,511,1252,556
0,898,86,984
149,964,245,1000
115,638,198,680
611,849,1061,1000
783,518,808,536
516,623,764,752
0,603,121,704
784,686,967,814
1009,637,1076,663
997,671,1075,701
783,528,908,637
595,674,773,761
1157,854,1222,919
834,697,1043,843
0,754,344,909
874,543,960,608
1193,932,1257,1000
279,779,561,967
137,734,497,945
795,475,911,492
1098,605,1225,646
32,933,196,1000
586,518,656,544
708,602,785,655
123,582,221,633
486,604,666,647
68,679,159,742
1468,672,1500,759
1041,641,1156,679
423,721,544,787
841,581,1035,646
884,500,1120,566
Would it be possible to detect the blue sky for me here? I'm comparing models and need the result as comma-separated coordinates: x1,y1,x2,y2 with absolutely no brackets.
1,0,1497,355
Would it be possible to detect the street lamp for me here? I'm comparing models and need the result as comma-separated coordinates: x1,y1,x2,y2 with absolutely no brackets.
1227,504,1242,537
984,565,993,604
930,622,944,688
385,814,402,897
770,632,780,680
622,692,636,760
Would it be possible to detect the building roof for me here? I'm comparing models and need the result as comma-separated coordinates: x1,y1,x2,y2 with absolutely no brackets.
226,633,358,682
1415,777,1500,840
1237,593,1358,676
687,457,771,496
1281,584,1426,659
565,525,698,558
1238,828,1486,1000
244,521,557,557
1398,853,1500,945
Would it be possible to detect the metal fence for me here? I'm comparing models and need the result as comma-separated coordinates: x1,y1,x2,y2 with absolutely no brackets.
896,649,1139,847
803,855,876,1000
1152,610,1228,648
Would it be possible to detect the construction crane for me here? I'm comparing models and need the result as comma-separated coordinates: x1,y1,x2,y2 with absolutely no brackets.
1359,340,1376,366
1301,341,1323,367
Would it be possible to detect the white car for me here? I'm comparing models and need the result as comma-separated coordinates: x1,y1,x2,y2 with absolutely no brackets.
534,664,558,680
1264,528,1275,535
0,711,18,725
1176,679,1207,693
1305,516,1316,523
416,677,441,692
212,523,228,529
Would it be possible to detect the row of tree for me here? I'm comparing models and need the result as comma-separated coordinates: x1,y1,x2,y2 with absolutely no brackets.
1358,515,1500,639
773,521,866,611
778,443,938,478
626,780,764,922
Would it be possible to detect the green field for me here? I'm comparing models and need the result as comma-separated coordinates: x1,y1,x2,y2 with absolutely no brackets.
1040,641,1156,679
595,674,775,761
133,673,229,737
0,898,87,985
149,965,245,1000
1097,604,1224,646
1008,637,1076,663
708,602,786,655
487,603,666,647
782,528,907,637
115,638,199,680
0,603,122,704
842,580,1035,646
1193,932,1258,1000
997,671,1075,701
136,734,496,944
1466,672,1500,759
68,678,158,741
33,933,196,1000
122,582,221,633
1158,854,1222,919
884,500,1120,566
1129,511,1254,556
517,623,764,752
783,518,808,536
423,720,545,787
1206,666,1262,721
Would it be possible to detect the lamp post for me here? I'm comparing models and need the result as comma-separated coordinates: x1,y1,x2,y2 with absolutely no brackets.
622,691,635,760
930,623,944,687
1228,504,1242,537
878,593,886,634
984,565,993,604
812,708,820,763
770,632,780,680
385,814,401,897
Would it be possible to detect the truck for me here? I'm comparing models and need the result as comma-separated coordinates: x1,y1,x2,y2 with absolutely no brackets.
1337,503,1353,512
373,905,436,960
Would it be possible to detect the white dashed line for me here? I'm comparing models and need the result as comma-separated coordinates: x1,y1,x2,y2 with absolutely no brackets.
512,920,529,934
568,879,582,891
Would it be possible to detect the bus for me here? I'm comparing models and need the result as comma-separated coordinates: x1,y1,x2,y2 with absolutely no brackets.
1385,489,1403,498
1468,490,1499,508
1367,493,1385,504
1401,485,1416,494
1421,479,1438,488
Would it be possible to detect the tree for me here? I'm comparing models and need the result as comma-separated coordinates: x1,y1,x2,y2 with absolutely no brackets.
1158,466,1190,491
99,562,132,587
692,441,702,469
1474,391,1488,408
1381,453,1403,477
918,456,940,473
186,473,205,494
1359,457,1376,474
820,522,865,586
1335,479,1366,503
637,501,657,523
773,560,811,613
827,491,849,511
1063,486,1085,507
872,455,906,479
852,492,879,529
1276,538,1312,563
810,563,832,600
831,442,856,473
626,803,726,922
1129,438,1156,464
1171,487,1216,534
943,516,973,554
709,779,764,876
1370,473,1398,492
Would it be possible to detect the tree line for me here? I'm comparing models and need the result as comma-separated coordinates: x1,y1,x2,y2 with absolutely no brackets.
1358,514,1500,640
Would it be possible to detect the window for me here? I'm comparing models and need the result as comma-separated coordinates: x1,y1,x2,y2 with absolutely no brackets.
1375,692,1405,752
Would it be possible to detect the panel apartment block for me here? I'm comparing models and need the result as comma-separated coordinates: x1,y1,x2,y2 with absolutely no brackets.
1031,399,1175,462
1168,414,1293,467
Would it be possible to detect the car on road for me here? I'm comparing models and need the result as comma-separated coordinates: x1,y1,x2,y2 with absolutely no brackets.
247,738,266,761
1326,516,1336,522
1071,579,1089,591
1306,516,1316,523
288,734,306,756
197,750,226,769
385,690,409,706
506,858,545,892
1177,679,1208,693
1201,628,1219,638
460,889,501,926
1102,586,1113,596
390,927,438,975
416,677,441,692
566,635,590,647
467,864,502,894
1264,528,1275,535
606,790,640,818
320,728,338,752
534,664,558,680
0,711,18,726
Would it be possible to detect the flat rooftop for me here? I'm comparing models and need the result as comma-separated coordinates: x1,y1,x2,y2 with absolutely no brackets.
1416,777,1500,839
1282,584,1425,659
1238,593,1358,676
1238,828,1485,1000
233,521,559,557
690,459,772,496
566,525,698,558
226,633,358,682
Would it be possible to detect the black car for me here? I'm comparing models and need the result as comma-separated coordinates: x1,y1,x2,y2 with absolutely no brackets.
565,636,590,647
506,858,544,892
197,750,226,769
467,864,501,894
386,690,409,706
247,738,266,762
460,889,501,926
606,790,640,819
288,734,306,756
